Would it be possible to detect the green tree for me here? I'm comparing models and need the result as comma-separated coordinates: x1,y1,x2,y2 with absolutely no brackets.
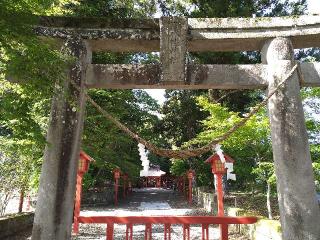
0,0,163,199
252,162,276,219
159,90,208,147
187,96,271,188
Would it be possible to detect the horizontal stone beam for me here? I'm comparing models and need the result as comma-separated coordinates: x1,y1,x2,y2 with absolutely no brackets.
300,62,320,87
35,15,320,52
85,63,320,89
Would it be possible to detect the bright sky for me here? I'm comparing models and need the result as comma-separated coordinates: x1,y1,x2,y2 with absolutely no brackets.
144,89,166,104
307,0,320,14
144,0,320,105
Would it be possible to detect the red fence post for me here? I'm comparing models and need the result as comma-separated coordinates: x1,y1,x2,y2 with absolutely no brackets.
183,224,190,240
156,177,161,188
113,169,120,206
216,173,227,240
145,223,152,240
187,170,195,205
73,151,93,234
164,224,171,240
202,224,209,240
220,224,228,240
216,173,224,216
106,224,114,240
73,173,83,234
126,224,133,240
18,188,24,213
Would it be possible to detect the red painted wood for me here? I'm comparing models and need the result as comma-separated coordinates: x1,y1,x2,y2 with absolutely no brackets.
188,178,192,205
73,173,83,234
220,224,228,240
206,153,234,175
216,173,224,216
73,151,93,235
18,189,24,213
183,224,190,240
106,223,114,240
126,224,133,240
156,177,161,188
164,224,171,240
202,224,209,240
78,216,257,239
78,216,258,225
144,223,152,240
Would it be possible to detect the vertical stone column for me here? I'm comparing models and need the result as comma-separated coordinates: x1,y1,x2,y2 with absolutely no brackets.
32,35,91,240
262,37,320,240
160,16,187,85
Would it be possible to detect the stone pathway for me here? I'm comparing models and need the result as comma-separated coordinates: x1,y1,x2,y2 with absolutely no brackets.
72,188,246,240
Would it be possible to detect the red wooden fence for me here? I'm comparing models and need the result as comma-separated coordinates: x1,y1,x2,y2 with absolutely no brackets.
75,215,257,240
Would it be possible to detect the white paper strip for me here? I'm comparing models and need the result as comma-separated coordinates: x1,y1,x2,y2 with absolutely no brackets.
215,144,226,163
225,162,236,181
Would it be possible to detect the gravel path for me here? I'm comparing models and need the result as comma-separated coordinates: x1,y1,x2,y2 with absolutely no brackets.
7,188,249,239
72,188,249,240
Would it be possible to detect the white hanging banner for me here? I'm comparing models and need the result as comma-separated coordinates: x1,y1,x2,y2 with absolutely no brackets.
225,162,236,181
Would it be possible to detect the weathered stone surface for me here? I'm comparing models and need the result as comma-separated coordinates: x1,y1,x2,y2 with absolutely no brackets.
300,62,320,87
186,64,267,89
31,36,91,240
263,37,320,240
89,39,159,52
188,15,320,29
38,16,159,29
85,63,320,89
86,64,160,88
34,15,320,52
0,213,34,239
160,17,187,84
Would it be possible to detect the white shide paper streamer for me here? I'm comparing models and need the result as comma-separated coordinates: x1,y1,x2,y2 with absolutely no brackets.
214,144,236,181
138,143,150,176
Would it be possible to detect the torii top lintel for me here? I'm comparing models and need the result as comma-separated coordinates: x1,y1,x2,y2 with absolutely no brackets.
36,15,320,52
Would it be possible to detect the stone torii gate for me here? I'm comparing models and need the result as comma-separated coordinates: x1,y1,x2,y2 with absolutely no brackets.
28,15,320,240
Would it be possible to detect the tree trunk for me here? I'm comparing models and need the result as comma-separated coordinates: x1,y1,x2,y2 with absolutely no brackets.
266,182,272,220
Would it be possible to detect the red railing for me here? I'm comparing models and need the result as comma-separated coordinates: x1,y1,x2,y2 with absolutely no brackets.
76,215,258,240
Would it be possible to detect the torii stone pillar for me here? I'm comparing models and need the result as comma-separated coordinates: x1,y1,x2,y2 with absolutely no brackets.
32,36,91,240
262,37,320,240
